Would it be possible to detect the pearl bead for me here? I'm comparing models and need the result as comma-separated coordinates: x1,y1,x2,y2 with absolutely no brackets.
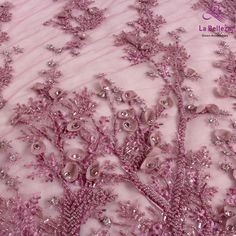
31,141,46,155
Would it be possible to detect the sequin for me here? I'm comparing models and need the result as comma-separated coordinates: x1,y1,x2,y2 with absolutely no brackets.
121,119,138,132
31,141,46,155
61,162,79,182
66,148,86,161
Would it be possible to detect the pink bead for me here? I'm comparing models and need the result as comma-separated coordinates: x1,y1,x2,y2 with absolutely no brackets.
122,90,137,102
86,162,100,180
62,162,79,182
66,148,86,161
48,87,63,99
140,109,155,124
66,120,81,132
31,141,46,155
121,119,138,132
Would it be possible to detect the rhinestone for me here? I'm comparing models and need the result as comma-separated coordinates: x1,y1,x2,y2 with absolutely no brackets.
31,141,46,155
232,121,236,128
97,90,107,98
49,196,59,206
122,119,138,132
100,78,112,91
117,109,135,119
9,153,17,161
0,169,6,179
227,224,235,231
159,96,173,108
102,216,112,226
88,7,99,14
67,120,81,131
90,167,99,177
149,131,161,146
220,163,232,171
49,87,63,99
122,90,137,102
225,210,233,217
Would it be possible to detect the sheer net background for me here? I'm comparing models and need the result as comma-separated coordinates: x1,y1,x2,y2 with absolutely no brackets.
0,0,235,235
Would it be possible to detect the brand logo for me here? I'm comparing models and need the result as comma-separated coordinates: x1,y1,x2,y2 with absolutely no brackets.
202,4,226,23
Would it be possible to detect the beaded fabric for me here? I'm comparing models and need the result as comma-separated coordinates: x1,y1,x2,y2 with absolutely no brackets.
0,0,236,235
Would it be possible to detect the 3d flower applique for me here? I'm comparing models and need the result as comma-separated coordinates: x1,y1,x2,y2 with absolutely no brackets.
62,161,80,182
86,161,100,181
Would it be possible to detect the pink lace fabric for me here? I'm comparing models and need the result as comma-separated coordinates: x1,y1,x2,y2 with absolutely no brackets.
0,0,236,235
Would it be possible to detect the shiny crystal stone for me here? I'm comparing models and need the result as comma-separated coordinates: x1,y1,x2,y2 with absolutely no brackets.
49,196,59,206
0,169,6,179
9,154,17,161
224,210,233,217
102,216,112,226
220,163,231,171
